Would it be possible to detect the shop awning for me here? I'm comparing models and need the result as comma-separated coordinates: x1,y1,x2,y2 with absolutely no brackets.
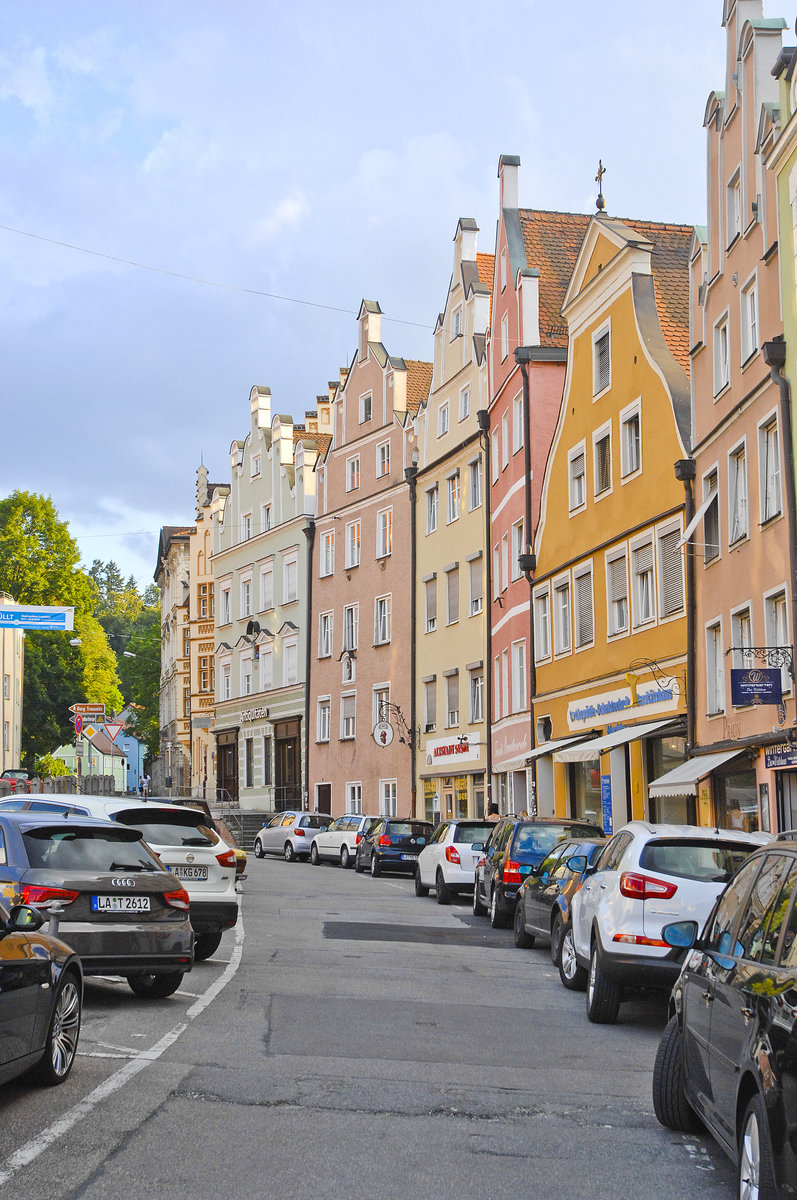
497,753,534,773
648,749,744,798
554,719,681,763
526,735,598,761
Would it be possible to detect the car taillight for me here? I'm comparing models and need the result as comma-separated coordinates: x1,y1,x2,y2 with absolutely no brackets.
619,872,678,900
21,885,78,910
355,833,363,844
612,933,670,947
503,859,522,885
445,846,461,865
294,828,306,837
164,888,191,910
378,835,391,847
216,849,238,867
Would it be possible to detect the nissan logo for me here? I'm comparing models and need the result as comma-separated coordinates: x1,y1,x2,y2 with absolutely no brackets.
111,878,136,887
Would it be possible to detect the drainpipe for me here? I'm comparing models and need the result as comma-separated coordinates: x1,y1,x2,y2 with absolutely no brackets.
674,459,696,750
477,408,493,811
302,518,315,810
763,338,797,700
404,452,419,817
514,349,537,808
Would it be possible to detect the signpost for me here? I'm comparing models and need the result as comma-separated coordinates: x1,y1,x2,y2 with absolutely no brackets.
0,603,74,631
69,704,106,717
103,722,124,742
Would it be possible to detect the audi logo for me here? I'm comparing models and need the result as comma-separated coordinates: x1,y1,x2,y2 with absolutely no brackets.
111,877,136,887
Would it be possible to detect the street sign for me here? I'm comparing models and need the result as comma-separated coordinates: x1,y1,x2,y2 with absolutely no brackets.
104,722,124,742
69,704,106,716
83,725,97,739
74,714,83,736
373,721,394,747
0,603,74,631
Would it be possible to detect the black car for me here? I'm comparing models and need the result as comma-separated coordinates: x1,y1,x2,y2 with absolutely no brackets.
0,896,82,1087
473,816,604,929
354,819,434,876
513,838,605,975
653,835,797,1199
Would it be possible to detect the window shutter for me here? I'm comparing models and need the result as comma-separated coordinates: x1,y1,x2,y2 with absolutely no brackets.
596,333,610,391
660,530,684,616
575,573,593,646
609,556,627,605
634,542,653,575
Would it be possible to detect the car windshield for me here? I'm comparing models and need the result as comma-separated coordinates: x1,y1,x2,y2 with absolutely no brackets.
23,828,162,872
453,823,492,845
639,838,756,883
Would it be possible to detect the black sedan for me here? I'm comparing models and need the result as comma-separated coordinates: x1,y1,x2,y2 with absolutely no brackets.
0,813,194,998
354,819,434,876
0,896,82,1087
513,837,605,979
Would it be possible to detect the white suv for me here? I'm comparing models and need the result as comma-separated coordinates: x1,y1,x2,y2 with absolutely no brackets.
415,818,493,904
569,821,768,1024
310,814,380,868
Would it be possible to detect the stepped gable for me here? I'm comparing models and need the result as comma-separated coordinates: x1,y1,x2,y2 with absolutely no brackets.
518,209,592,347
404,359,433,414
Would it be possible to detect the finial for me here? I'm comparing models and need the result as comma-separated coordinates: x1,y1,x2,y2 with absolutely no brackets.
595,159,606,212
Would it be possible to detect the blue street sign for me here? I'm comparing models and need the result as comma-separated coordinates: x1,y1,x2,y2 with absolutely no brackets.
0,604,74,632
730,668,783,707
601,774,613,835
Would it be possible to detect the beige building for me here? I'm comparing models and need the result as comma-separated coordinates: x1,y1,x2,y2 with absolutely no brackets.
153,526,192,795
189,467,226,798
412,220,492,823
0,593,24,772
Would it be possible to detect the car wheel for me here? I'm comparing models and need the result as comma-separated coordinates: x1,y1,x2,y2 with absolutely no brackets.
550,914,565,965
194,930,223,961
436,869,452,905
370,853,381,878
513,901,535,948
586,940,622,1024
284,841,296,863
738,1094,778,1200
31,971,81,1085
415,868,429,897
128,970,184,999
354,853,365,874
310,843,320,866
340,846,351,869
472,879,487,916
652,1015,701,1132
558,922,588,991
489,887,508,929
254,838,264,859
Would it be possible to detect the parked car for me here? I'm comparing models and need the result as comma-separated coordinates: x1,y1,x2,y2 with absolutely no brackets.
652,834,797,1199
473,817,605,929
0,813,194,998
415,819,493,903
569,820,768,1024
1,768,37,781
253,811,333,862
354,818,434,876
0,895,82,1087
310,814,380,868
512,837,605,980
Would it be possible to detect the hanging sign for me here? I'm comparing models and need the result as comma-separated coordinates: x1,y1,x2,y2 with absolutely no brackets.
0,604,75,631
730,669,783,707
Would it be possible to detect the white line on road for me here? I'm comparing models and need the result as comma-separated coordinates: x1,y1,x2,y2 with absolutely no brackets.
0,910,245,1187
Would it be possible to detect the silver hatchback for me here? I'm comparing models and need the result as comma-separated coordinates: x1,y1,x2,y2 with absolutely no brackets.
253,812,333,862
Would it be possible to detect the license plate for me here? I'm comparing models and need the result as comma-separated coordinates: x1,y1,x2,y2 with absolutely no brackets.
401,854,417,861
172,865,208,881
91,895,151,913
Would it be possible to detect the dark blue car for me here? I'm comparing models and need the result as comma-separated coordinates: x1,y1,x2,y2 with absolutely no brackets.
354,818,434,877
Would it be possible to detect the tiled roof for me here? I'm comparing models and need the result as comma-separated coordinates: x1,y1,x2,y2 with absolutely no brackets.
621,219,693,375
477,252,494,287
404,359,433,414
306,431,332,455
518,209,592,347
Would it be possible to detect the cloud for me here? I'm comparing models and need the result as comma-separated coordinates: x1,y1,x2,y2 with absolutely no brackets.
0,45,55,123
250,191,311,242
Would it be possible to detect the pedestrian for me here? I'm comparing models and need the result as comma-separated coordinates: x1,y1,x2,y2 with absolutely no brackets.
486,802,500,822
141,773,151,798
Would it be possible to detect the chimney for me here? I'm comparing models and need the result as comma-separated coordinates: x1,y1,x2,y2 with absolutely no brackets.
498,154,520,210
250,386,271,430
454,217,478,265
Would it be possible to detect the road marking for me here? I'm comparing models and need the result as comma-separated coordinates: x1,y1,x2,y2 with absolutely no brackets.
0,909,244,1187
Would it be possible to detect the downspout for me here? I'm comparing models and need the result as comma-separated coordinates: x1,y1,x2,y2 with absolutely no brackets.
404,455,419,817
477,408,493,811
515,349,537,808
302,518,315,810
764,338,797,702
674,459,696,750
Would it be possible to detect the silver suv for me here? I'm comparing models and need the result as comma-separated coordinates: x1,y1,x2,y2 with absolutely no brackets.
253,811,333,862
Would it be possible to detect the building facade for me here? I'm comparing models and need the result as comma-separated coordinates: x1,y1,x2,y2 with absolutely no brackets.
153,526,192,795
0,593,24,773
189,467,225,799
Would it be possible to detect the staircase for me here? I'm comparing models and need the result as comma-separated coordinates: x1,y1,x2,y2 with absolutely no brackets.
221,810,271,851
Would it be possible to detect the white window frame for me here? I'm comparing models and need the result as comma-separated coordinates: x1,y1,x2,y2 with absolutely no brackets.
445,672,460,728
713,312,730,395
282,551,298,604
259,562,274,611
728,439,748,546
317,697,331,743
764,586,792,696
376,508,392,558
374,594,391,645
445,566,459,626
220,586,231,626
260,644,273,691
511,520,524,582
380,779,398,818
283,636,298,687
425,577,437,633
239,574,252,619
451,305,463,339
727,170,741,246
438,402,450,438
426,485,438,534
593,422,612,499
706,619,725,716
468,458,482,510
758,411,782,525
341,693,356,740
512,393,524,454
702,467,721,563
318,611,333,659
606,548,629,637
342,604,359,653
740,274,758,364
657,521,685,620
359,392,372,424
730,603,754,674
568,442,587,513
511,640,527,713
501,413,509,469
424,678,437,733
533,586,551,662
459,385,471,422
620,400,641,479
631,537,656,628
501,312,509,361
469,668,484,724
346,455,360,492
469,556,483,616
593,322,610,396
345,519,361,569
446,471,460,524
573,564,594,650
346,782,363,814
320,530,335,577
240,654,253,697
376,440,390,478
553,575,572,655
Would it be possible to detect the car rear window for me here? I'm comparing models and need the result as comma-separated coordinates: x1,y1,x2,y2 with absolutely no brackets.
387,822,431,837
514,823,599,856
117,818,216,847
453,823,492,845
639,838,756,883
23,828,162,872
301,814,332,829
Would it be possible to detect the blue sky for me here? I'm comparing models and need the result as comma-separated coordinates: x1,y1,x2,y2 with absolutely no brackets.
0,2,741,586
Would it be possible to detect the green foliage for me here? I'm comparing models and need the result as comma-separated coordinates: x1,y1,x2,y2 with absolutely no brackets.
120,605,161,757
35,752,71,779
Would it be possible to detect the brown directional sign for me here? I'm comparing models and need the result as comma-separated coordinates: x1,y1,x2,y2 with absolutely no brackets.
69,703,106,716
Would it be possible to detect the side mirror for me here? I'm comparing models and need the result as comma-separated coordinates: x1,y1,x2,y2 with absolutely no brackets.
7,904,45,933
471,842,484,852
661,920,699,950
566,855,588,874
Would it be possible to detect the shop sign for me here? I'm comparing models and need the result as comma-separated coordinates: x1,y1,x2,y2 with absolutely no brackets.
730,669,783,707
567,682,679,731
765,743,797,769
492,723,531,763
240,706,269,723
426,734,480,764
600,774,613,835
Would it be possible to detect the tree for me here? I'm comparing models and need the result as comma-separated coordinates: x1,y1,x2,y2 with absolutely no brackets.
120,605,161,757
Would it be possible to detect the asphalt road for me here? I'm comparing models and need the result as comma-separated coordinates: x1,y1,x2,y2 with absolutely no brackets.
0,858,736,1199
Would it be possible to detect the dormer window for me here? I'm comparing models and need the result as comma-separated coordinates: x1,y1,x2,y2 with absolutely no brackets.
359,393,372,424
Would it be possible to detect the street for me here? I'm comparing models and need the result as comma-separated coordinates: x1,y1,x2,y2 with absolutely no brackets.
0,859,735,1200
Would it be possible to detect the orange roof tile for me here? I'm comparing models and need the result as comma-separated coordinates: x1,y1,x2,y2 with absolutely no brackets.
620,219,693,376
518,209,592,347
477,252,495,288
404,359,433,414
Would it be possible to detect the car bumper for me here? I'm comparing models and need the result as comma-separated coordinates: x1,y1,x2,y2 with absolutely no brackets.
55,923,194,975
583,939,685,989
376,852,420,872
189,899,239,933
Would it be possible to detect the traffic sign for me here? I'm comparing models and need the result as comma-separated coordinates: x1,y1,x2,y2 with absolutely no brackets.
104,722,124,742
69,704,106,716
74,714,83,736
83,725,97,739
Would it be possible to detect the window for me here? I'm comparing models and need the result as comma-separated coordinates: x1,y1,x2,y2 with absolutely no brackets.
574,568,594,648
320,531,335,577
283,552,298,603
759,416,782,523
251,454,261,477
183,625,190,658
346,782,363,814
445,673,459,728
317,698,330,743
451,306,463,338
593,427,611,496
259,565,273,611
741,278,758,362
731,606,753,672
703,470,720,562
376,441,390,477
621,405,641,477
220,587,231,625
343,604,359,652
446,472,460,523
512,394,523,453
199,656,211,692
261,504,271,532
242,513,252,542
706,621,725,715
554,580,571,654
426,486,438,534
341,694,356,739
511,520,524,581
241,657,253,696
493,656,501,721
593,327,610,394
346,456,360,491
260,645,273,690
220,662,231,700
632,541,655,626
511,641,526,712
501,413,509,469
262,736,272,785
765,590,791,695
459,385,470,422
658,527,684,618
714,315,730,394
501,534,508,593
374,595,391,644
534,589,551,660
569,446,586,511
491,437,500,484
469,669,484,723
607,551,628,635
425,578,437,633
728,443,748,544
198,583,214,618
469,459,482,510
240,577,252,618
446,567,459,625
380,780,398,818
727,172,741,245
376,508,392,557
501,312,509,360
373,685,390,728
359,393,372,423
283,638,298,686
424,678,437,732
345,520,361,569
318,612,333,658
438,402,449,438
469,557,483,616
244,738,254,788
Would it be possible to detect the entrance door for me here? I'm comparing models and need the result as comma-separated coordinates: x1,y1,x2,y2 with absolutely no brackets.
275,719,301,809
317,783,331,814
777,771,797,831
217,742,238,805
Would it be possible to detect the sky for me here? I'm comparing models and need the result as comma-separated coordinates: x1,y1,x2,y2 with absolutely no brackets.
0,1,746,588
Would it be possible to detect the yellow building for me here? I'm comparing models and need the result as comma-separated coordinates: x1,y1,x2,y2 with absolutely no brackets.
412,219,492,822
531,215,693,833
